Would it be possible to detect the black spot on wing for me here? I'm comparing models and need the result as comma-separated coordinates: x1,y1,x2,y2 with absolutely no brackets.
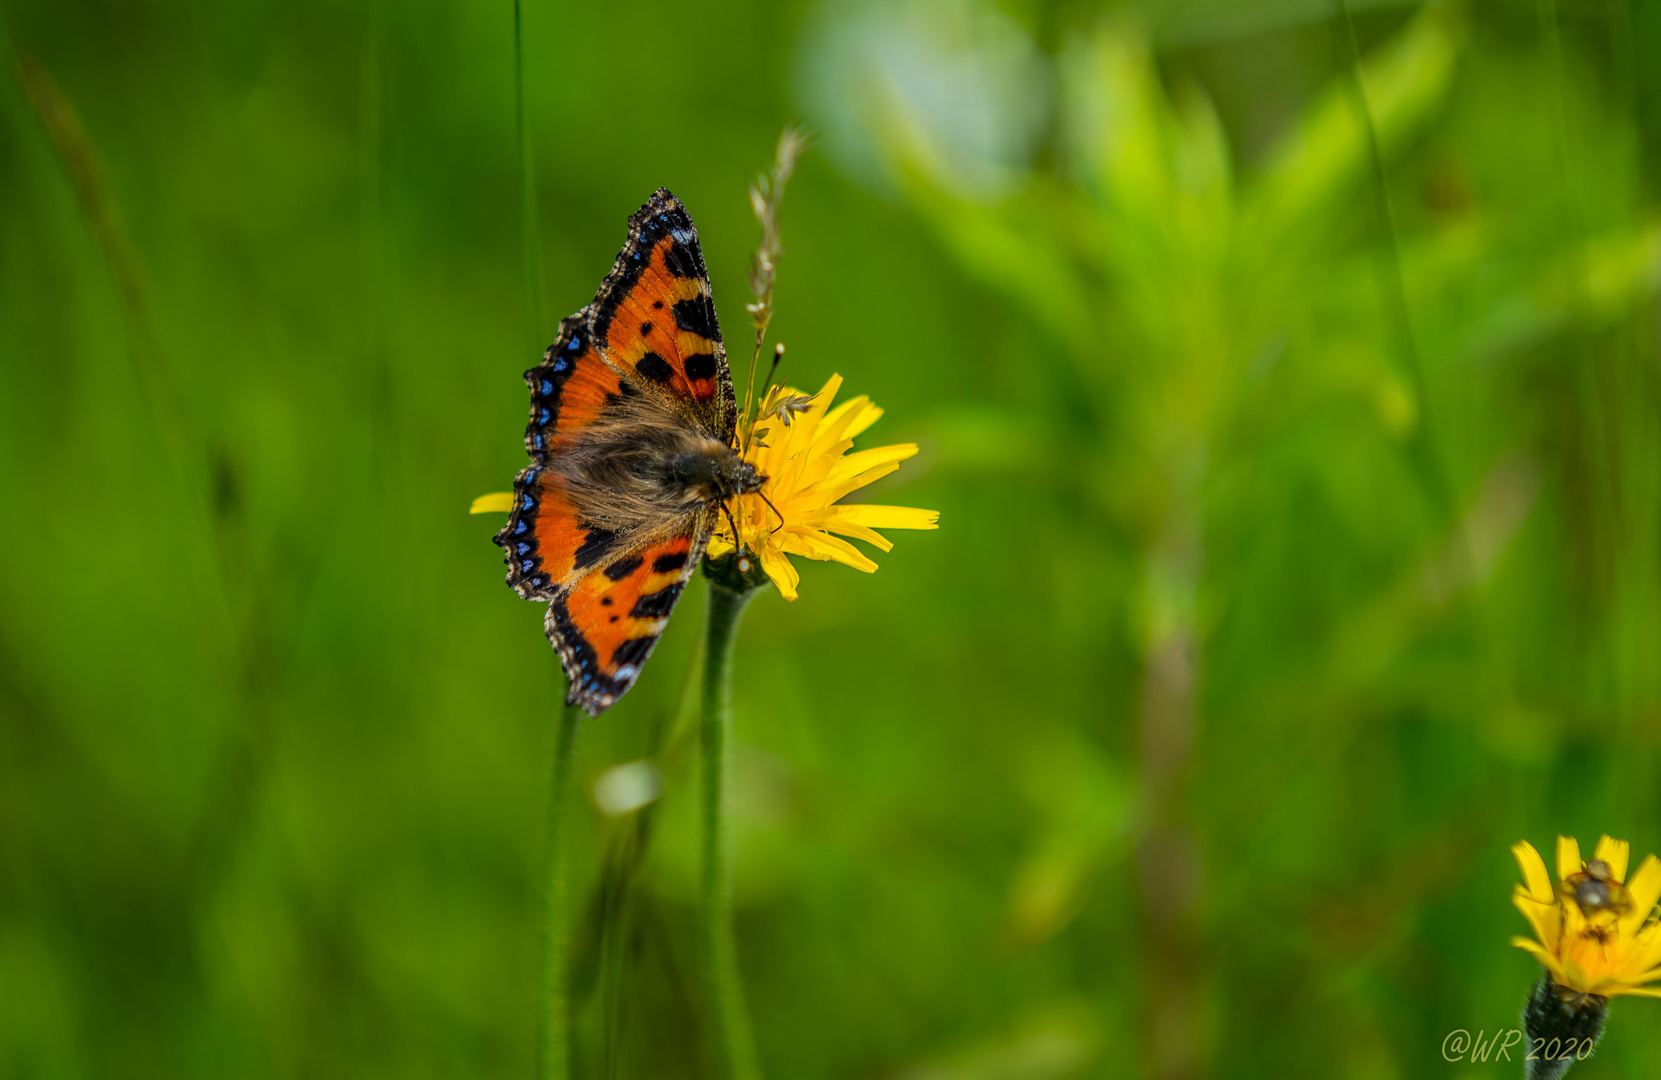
636,352,675,383
639,321,653,336
545,594,649,717
613,635,658,668
651,552,688,574
672,297,720,343
684,354,717,382
662,239,703,279
630,582,684,620
573,525,620,571
604,555,644,581
600,379,642,415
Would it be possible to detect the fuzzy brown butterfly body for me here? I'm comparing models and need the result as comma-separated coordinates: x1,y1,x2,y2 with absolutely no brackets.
494,189,762,717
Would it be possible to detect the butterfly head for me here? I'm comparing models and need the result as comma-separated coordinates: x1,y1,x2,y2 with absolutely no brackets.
727,458,766,499
667,441,767,506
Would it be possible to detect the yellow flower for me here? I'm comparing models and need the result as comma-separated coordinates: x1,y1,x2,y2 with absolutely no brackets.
1512,834,1661,999
708,373,938,601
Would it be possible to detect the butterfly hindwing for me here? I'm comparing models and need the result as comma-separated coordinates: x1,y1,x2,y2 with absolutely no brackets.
544,519,710,716
589,188,735,444
494,311,634,599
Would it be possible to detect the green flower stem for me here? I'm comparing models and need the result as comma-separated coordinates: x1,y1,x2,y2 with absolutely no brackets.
539,701,581,1080
700,553,770,1080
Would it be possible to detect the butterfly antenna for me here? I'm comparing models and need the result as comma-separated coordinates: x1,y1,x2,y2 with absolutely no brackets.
749,343,787,444
758,489,786,536
741,343,787,456
761,342,785,403
742,127,809,443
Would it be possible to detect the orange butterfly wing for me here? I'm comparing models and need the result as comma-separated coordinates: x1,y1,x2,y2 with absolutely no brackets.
494,310,633,599
588,187,735,442
495,190,739,716
544,526,708,716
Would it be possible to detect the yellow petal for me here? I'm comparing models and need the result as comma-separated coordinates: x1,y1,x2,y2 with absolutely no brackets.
798,437,858,490
818,395,876,445
1562,895,1588,940
782,529,879,572
803,374,843,423
1621,855,1661,937
470,491,515,514
1513,890,1559,954
817,463,904,507
1511,936,1568,984
1514,841,1554,904
707,533,736,558
1610,985,1661,998
1558,950,1593,993
820,518,895,552
842,400,885,440
831,504,941,531
767,440,815,495
1594,835,1631,883
1557,836,1583,883
1629,927,1661,972
759,546,799,601
824,443,920,486
776,529,842,564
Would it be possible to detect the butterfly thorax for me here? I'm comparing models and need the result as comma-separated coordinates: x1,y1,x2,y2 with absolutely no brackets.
552,415,759,531
667,444,764,503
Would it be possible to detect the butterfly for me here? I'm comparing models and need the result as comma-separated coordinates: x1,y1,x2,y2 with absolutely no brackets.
493,189,763,717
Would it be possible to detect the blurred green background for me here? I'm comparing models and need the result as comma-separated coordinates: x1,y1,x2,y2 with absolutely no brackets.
4,0,1661,1076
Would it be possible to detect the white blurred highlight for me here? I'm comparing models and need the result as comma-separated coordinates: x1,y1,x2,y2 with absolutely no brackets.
592,760,663,817
795,0,1051,201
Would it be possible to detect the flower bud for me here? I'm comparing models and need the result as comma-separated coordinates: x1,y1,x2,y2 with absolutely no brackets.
1521,973,1607,1080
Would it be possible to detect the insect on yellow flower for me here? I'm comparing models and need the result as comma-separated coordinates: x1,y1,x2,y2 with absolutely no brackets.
707,374,938,601
1512,835,1661,1000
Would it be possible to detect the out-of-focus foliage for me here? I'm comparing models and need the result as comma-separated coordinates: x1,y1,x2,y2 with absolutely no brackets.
3,1,1661,1078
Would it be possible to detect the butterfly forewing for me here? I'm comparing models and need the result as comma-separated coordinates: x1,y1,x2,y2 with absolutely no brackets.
495,311,634,599
588,187,735,445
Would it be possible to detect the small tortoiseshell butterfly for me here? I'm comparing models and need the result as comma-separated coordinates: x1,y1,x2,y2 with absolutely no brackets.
494,189,762,717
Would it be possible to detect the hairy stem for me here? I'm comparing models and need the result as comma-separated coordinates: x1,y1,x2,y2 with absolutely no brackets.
539,702,581,1080
701,577,764,1080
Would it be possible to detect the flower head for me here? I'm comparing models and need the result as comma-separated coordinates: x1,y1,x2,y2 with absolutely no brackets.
708,374,938,601
1512,834,1661,999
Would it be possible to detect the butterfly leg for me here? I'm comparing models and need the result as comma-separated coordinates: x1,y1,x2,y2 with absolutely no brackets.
757,489,786,536
719,500,751,554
